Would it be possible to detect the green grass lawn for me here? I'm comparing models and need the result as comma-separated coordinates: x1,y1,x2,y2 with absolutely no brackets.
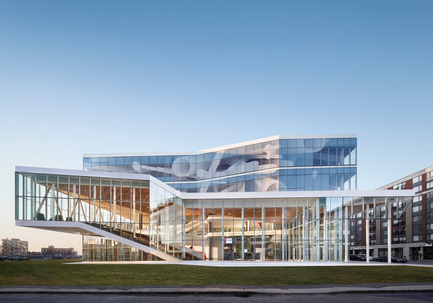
1,260,433,286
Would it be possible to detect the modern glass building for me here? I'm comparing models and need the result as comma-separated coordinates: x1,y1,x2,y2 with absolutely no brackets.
15,135,414,263
83,135,357,193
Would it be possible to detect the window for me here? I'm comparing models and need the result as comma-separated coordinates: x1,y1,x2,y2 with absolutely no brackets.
413,185,422,193
413,176,422,183
413,205,422,213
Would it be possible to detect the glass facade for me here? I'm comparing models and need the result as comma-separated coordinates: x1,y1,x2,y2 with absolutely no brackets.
83,237,159,261
181,197,351,261
15,135,415,263
16,169,411,262
83,136,357,193
15,171,187,261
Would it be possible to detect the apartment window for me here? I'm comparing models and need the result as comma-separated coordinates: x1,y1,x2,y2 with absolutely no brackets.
413,185,422,193
413,205,422,213
413,235,420,242
413,225,423,233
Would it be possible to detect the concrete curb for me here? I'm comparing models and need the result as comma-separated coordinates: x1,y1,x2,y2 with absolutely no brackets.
1,285,433,295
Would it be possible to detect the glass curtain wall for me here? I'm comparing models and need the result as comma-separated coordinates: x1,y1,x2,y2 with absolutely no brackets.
182,196,403,262
16,171,407,262
84,137,357,193
82,236,161,261
15,172,182,261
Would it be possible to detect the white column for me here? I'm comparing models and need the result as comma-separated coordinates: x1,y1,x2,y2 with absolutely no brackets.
221,205,224,261
261,205,265,261
324,204,328,261
202,206,205,261
113,186,116,230
133,187,136,238
182,202,185,260
241,207,244,261
366,202,370,263
311,202,315,261
387,199,392,263
344,206,349,262
316,198,320,261
282,206,286,261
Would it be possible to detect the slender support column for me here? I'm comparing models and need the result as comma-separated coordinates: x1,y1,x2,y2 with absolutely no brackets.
316,198,320,261
31,175,36,220
202,206,205,261
241,207,245,261
387,199,392,263
334,206,338,261
119,182,122,236
366,202,370,263
221,205,224,261
302,206,306,261
339,203,343,262
344,206,349,262
182,202,185,260
324,204,328,261
165,198,169,254
113,186,116,230
282,206,286,261
311,202,315,261
133,188,136,238
261,205,265,261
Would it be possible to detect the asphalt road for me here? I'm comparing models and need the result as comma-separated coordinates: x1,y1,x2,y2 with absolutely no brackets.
0,293,432,303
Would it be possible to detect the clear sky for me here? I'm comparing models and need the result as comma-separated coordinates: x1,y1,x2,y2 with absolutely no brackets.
0,0,432,254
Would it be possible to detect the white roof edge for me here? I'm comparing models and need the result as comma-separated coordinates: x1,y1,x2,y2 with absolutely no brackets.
83,134,357,157
83,151,199,157
181,189,414,200
14,166,413,200
15,166,151,181
199,135,280,153
15,166,183,197
279,134,356,140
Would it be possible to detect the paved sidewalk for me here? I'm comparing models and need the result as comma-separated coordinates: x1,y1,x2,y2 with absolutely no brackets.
1,283,433,295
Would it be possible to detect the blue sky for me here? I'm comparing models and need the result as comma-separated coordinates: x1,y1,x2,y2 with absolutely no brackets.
1,0,432,253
